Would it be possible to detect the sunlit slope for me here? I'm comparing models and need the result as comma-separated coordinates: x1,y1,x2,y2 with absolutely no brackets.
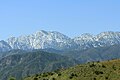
24,59,120,80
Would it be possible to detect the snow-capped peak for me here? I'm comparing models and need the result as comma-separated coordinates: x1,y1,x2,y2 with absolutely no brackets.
6,30,73,50
73,31,120,48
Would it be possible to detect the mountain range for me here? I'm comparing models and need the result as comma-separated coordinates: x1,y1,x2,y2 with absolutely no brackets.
1,30,120,80
1,30,120,52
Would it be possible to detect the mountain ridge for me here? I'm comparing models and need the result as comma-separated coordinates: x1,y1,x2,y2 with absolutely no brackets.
0,50,79,80
0,30,120,52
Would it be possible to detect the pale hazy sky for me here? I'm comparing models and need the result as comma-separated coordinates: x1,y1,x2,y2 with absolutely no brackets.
0,0,120,40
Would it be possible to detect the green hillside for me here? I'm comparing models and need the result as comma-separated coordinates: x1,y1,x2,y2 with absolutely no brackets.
0,50,78,80
24,59,120,80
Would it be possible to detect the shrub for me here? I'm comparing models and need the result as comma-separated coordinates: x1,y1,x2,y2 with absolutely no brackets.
48,72,54,75
93,78,96,80
69,73,78,79
42,73,48,77
89,63,96,67
58,73,62,76
94,71,103,75
69,76,73,79
105,77,108,79
70,73,78,77
71,73,75,76
102,65,106,68
34,77,38,80
52,78,56,80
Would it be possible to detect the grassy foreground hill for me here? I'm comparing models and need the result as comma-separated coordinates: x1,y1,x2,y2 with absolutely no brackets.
24,59,120,80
